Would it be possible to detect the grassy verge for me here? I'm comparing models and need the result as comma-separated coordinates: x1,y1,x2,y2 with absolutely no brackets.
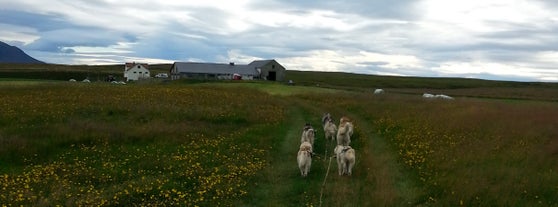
239,105,318,206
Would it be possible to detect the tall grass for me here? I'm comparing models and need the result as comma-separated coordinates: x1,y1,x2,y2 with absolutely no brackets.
0,63,172,81
369,96,558,205
284,91,558,206
0,82,286,206
286,70,558,90
1,80,557,206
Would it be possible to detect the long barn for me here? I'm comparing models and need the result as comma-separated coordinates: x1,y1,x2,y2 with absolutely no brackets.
170,59,286,81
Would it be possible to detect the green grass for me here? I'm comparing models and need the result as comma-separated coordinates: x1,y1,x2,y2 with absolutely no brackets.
0,63,172,81
0,83,288,206
286,70,558,89
0,79,63,86
0,70,557,206
206,81,342,96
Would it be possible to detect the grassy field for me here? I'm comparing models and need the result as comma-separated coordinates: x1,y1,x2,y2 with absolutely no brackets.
1,68,558,206
0,63,171,82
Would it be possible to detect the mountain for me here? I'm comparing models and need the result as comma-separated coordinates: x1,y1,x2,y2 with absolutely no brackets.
0,41,44,64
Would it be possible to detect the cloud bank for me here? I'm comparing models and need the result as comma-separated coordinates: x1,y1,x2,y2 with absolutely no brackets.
1,0,557,82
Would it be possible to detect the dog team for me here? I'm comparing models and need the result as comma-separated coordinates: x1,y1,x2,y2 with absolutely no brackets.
297,113,356,177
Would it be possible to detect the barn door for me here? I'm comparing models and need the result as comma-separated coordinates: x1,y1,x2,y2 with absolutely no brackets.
268,71,276,81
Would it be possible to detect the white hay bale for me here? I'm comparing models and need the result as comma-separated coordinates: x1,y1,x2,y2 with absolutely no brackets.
436,94,454,100
423,93,435,98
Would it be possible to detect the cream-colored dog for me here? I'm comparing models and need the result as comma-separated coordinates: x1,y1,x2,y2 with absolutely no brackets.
301,124,316,146
334,145,355,176
337,116,353,146
324,118,337,142
298,141,313,177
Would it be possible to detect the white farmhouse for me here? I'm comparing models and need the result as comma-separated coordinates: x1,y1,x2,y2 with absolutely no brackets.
124,62,151,81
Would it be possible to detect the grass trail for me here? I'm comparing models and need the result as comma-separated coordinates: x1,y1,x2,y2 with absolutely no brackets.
239,103,322,206
335,112,422,206
240,93,423,206
294,96,423,206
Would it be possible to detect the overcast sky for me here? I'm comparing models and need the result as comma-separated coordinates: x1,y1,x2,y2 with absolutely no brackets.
1,0,558,82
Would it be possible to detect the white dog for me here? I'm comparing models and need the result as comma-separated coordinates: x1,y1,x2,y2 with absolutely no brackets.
323,117,337,142
299,141,313,155
337,116,353,146
301,123,316,146
334,145,356,176
322,113,332,126
298,141,313,177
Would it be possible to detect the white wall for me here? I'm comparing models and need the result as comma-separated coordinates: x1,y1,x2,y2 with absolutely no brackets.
125,65,150,81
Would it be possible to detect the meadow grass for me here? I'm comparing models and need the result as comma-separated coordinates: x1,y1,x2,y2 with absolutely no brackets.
0,82,286,206
201,81,342,96
369,96,558,205
285,70,558,90
0,63,171,82
1,80,557,206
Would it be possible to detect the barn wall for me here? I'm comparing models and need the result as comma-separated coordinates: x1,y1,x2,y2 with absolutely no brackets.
170,60,286,81
259,60,285,81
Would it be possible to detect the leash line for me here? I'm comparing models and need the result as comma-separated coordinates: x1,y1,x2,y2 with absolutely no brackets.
319,155,334,207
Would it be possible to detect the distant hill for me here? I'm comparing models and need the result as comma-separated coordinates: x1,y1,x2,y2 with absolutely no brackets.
0,41,44,64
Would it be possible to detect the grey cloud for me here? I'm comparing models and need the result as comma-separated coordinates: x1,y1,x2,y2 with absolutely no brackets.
535,0,558,9
256,0,420,19
0,10,70,32
0,9,141,53
1,1,557,82
479,20,558,42
461,72,540,82
349,63,438,78
4,40,27,48
60,48,75,53
178,7,232,34
25,28,134,52
207,27,334,56
131,32,223,61
359,61,391,67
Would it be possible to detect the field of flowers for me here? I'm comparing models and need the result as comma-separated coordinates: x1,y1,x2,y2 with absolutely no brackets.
289,91,558,206
371,97,558,205
2,80,558,206
0,82,286,206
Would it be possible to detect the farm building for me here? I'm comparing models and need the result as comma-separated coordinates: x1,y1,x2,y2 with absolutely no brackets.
124,62,151,81
170,59,286,81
